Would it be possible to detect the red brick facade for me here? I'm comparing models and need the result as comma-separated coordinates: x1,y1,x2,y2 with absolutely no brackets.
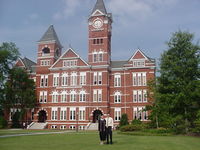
14,0,156,130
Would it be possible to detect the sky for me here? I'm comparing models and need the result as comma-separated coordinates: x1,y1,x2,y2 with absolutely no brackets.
0,0,200,63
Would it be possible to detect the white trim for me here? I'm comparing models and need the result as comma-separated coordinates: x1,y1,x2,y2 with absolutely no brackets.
91,9,105,17
129,49,149,61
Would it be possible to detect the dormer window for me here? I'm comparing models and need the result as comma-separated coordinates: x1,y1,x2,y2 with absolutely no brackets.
133,60,145,67
42,47,50,56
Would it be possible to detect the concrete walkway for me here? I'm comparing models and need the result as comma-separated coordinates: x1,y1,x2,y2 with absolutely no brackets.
0,130,74,138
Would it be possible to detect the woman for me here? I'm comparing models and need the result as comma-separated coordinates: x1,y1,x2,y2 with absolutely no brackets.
98,115,106,145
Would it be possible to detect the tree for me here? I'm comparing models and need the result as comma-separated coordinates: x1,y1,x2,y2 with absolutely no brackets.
149,31,200,133
5,67,36,123
119,113,129,127
0,42,20,116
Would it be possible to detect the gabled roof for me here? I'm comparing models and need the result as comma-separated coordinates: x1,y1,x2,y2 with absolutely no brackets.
91,0,107,15
129,49,155,62
18,57,36,73
38,25,62,47
50,47,89,69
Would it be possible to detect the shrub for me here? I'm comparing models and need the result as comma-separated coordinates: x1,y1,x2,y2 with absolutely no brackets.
11,111,21,128
131,119,142,125
0,116,7,129
119,113,129,127
120,124,146,132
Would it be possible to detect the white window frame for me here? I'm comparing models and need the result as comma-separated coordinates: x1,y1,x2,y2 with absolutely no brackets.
80,72,86,85
79,91,86,102
70,91,76,102
53,74,59,87
79,107,85,121
60,107,67,120
61,91,67,103
70,72,77,86
61,73,68,86
114,108,121,121
51,107,58,120
70,107,76,121
114,91,121,103
114,74,121,87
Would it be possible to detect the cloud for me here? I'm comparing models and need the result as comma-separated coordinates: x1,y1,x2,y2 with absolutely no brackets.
107,0,179,26
53,0,83,20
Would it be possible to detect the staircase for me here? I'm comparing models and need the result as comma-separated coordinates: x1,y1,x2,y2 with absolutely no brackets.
86,123,98,131
27,122,48,130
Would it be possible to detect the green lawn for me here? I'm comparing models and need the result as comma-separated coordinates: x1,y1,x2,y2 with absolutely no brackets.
0,130,200,150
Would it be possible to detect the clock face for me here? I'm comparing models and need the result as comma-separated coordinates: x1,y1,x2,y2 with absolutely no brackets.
93,19,103,28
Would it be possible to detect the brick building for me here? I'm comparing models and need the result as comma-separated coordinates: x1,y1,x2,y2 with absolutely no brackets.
15,0,155,129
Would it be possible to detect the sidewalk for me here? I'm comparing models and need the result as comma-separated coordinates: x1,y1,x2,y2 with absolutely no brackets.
0,130,74,138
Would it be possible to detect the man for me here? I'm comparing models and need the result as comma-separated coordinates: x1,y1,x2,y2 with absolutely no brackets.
105,114,113,144
98,115,106,145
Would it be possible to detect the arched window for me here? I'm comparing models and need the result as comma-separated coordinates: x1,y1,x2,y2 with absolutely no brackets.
42,47,50,55
79,91,86,102
114,91,121,103
70,90,76,102
61,91,67,102
52,91,59,103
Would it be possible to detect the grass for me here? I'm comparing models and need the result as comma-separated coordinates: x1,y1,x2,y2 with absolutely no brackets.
0,130,200,150
0,129,63,136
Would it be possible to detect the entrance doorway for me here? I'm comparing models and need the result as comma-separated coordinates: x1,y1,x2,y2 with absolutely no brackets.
38,110,47,122
93,110,103,123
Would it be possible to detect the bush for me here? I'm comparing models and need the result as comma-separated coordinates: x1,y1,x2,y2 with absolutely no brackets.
120,124,146,132
193,120,200,133
11,111,21,128
119,113,129,127
131,119,142,125
0,116,7,129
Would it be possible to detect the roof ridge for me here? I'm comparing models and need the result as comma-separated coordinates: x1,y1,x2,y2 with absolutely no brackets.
91,0,107,15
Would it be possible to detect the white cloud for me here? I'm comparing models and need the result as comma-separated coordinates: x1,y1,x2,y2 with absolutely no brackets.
53,0,83,20
107,0,179,26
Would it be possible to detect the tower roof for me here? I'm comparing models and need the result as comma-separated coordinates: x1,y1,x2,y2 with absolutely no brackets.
91,0,107,15
38,25,62,47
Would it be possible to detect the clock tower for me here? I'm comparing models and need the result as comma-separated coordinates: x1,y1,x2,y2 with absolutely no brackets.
88,0,112,66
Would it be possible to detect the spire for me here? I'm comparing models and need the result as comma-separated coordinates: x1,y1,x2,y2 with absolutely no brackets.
91,0,107,15
39,25,62,47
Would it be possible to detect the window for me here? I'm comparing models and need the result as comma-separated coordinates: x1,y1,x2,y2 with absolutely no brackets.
79,91,86,102
79,107,85,121
51,125,57,129
93,72,102,85
93,89,102,102
42,47,50,56
93,53,97,62
61,91,67,102
51,107,58,120
79,126,85,130
69,125,76,130
60,107,67,120
70,72,77,86
52,92,59,103
53,74,59,87
114,108,121,121
70,108,76,120
93,38,103,45
63,60,77,67
45,75,48,87
44,91,47,103
98,72,102,85
80,72,86,85
93,72,97,85
114,74,121,87
114,92,121,103
143,90,147,102
41,60,50,66
39,91,43,103
133,90,148,103
133,60,145,67
133,72,146,86
133,107,148,121
40,75,48,87
70,91,76,102
62,73,68,86
133,91,137,103
99,52,103,62
93,51,104,62
60,125,66,130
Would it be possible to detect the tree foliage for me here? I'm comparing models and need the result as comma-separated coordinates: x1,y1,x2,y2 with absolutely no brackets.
0,42,20,114
119,113,129,127
148,31,200,133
